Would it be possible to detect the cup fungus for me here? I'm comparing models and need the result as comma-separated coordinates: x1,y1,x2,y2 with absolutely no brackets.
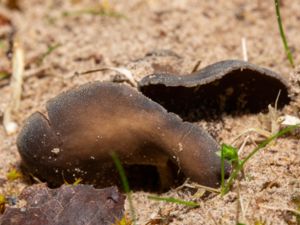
139,60,290,121
17,82,227,191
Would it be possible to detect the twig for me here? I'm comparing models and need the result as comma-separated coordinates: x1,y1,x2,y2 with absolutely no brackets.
269,90,281,135
10,41,24,111
235,181,241,225
148,195,199,207
0,65,52,88
175,179,220,193
191,60,202,73
206,209,218,225
237,135,249,154
241,37,248,61
260,205,300,216
239,194,247,224
71,67,137,87
3,39,24,135
237,135,250,179
230,128,271,145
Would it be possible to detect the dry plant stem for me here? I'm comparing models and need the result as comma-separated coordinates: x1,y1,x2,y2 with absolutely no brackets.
221,144,225,193
274,0,294,67
270,90,281,134
230,128,271,146
10,41,24,110
237,135,249,180
239,194,247,224
188,183,220,193
235,181,241,225
222,125,299,195
235,181,248,224
206,210,218,225
191,60,202,73
260,205,300,216
148,195,199,208
72,67,137,86
231,91,281,145
237,135,249,155
174,179,220,193
241,37,248,61
3,40,24,135
0,66,52,88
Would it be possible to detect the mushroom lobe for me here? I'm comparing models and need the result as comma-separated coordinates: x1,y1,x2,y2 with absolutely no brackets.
17,82,225,190
139,60,290,121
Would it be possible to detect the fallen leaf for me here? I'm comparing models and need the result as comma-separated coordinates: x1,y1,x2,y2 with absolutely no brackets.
0,184,125,225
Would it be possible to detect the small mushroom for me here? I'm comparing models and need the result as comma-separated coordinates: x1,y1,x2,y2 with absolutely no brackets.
139,60,290,121
17,82,227,191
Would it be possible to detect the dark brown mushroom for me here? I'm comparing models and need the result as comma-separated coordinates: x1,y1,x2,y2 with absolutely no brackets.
139,60,290,121
17,82,227,191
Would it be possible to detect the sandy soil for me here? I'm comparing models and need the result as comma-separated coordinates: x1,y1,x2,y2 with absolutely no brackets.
0,0,300,224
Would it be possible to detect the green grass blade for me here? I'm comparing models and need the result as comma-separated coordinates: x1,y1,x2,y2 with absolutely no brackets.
221,144,225,193
148,195,199,207
39,43,61,64
111,152,136,225
274,0,294,67
0,71,10,80
222,124,299,195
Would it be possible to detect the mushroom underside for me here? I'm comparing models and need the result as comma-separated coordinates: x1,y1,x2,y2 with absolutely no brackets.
139,69,290,121
20,155,184,192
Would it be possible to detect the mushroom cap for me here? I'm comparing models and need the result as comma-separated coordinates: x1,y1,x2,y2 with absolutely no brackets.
17,82,227,190
139,60,290,121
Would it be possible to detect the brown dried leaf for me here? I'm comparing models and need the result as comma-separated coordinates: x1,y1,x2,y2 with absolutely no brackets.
0,13,11,26
0,184,125,225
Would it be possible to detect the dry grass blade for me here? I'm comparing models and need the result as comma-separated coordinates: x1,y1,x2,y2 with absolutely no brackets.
175,179,220,194
148,195,199,208
241,37,248,61
3,39,24,135
230,128,271,145
260,205,300,216
72,67,137,87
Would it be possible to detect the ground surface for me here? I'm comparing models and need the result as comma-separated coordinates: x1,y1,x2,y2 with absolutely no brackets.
0,0,300,224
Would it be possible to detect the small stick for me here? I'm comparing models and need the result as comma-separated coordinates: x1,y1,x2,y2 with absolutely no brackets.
237,135,250,179
206,209,218,225
191,60,202,73
3,39,24,135
237,135,249,154
241,37,248,61
239,194,248,224
260,205,300,216
10,41,24,111
235,181,241,224
230,128,271,146
174,179,220,193
71,67,137,87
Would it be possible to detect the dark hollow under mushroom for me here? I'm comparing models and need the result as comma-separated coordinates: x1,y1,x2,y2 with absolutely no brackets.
139,60,290,121
17,82,228,192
